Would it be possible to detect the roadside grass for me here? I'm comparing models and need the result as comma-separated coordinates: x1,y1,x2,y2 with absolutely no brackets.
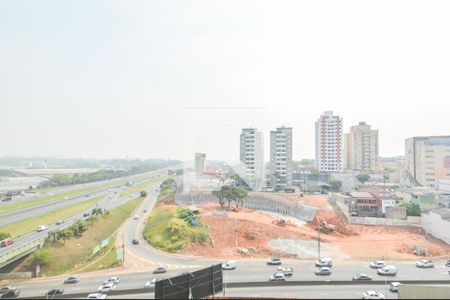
156,188,175,203
143,205,209,253
37,197,143,276
120,176,168,198
76,236,121,273
0,173,154,215
0,196,104,238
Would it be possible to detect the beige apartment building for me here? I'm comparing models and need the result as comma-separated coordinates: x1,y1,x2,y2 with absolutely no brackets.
344,122,379,171
405,136,450,187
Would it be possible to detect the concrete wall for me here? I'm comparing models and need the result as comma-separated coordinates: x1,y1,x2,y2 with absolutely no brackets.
176,191,318,222
385,206,407,220
421,211,450,245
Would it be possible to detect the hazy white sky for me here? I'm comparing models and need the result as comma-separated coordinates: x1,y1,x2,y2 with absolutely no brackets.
1,0,449,161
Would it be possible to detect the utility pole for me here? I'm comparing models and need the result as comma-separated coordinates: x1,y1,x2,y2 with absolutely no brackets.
317,224,321,260
122,233,125,264
234,218,238,248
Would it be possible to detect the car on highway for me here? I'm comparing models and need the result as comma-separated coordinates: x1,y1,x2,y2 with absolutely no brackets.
315,267,331,276
46,288,64,298
85,194,90,198
86,293,107,299
145,279,157,288
64,196,69,200
352,273,372,281
133,214,139,220
153,266,167,274
377,265,397,276
0,239,14,247
83,212,90,217
103,276,120,285
276,266,294,276
131,239,139,245
222,260,237,270
445,260,450,267
369,260,385,269
269,272,285,281
36,225,48,232
143,209,148,213
0,290,19,298
416,259,434,268
267,257,282,265
389,282,401,292
0,286,17,294
362,291,385,299
97,283,116,293
315,257,332,267
56,219,65,225
64,275,81,284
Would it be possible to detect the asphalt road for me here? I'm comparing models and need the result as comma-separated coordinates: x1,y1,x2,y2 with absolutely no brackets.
105,285,401,299
0,168,170,227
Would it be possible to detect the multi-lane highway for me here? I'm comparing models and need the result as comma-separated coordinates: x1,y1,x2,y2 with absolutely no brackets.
5,184,450,298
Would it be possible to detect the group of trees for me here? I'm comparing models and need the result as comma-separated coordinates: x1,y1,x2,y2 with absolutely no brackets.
401,202,421,216
356,174,371,184
0,232,11,241
47,208,105,245
40,170,129,188
212,185,248,210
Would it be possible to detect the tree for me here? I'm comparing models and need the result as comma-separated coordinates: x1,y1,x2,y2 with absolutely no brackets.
75,220,87,236
59,229,72,245
329,180,343,192
356,174,370,184
91,207,103,217
35,249,53,266
0,232,11,241
48,230,59,243
233,186,248,208
401,202,421,216
140,190,147,197
212,190,225,208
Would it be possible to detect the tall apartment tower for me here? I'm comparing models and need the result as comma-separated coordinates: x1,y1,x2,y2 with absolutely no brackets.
270,126,293,190
405,136,450,187
345,122,379,171
194,153,206,175
315,111,344,172
239,128,265,190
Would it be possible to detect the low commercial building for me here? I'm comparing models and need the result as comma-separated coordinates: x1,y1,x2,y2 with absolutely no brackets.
348,191,382,217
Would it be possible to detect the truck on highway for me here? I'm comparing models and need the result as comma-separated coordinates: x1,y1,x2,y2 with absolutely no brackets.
276,266,293,276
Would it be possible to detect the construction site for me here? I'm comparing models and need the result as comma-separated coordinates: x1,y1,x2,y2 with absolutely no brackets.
177,193,450,260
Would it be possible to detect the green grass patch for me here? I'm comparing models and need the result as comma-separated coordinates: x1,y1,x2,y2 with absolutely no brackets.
157,188,175,203
36,197,143,276
77,236,120,273
0,196,104,238
143,206,209,253
120,176,168,198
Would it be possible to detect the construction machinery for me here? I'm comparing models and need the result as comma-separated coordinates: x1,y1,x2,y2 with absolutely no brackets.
318,221,335,233
272,218,296,227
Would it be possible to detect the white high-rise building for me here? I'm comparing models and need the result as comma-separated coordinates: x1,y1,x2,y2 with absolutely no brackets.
239,128,265,190
270,126,293,190
345,122,379,171
194,153,206,175
315,111,344,172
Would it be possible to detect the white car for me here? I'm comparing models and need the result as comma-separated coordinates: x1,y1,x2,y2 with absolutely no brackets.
369,260,385,269
377,265,397,276
97,283,116,293
416,259,434,268
389,282,401,292
36,225,48,232
145,279,157,288
363,291,385,299
269,272,285,281
222,260,237,270
133,215,139,220
87,293,107,299
276,266,294,276
315,257,332,267
103,276,120,285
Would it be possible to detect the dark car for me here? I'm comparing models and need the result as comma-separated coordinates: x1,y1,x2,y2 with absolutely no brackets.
132,239,139,245
445,260,450,267
64,276,80,284
83,213,90,217
352,273,372,281
46,288,64,298
0,290,19,298
153,267,167,274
